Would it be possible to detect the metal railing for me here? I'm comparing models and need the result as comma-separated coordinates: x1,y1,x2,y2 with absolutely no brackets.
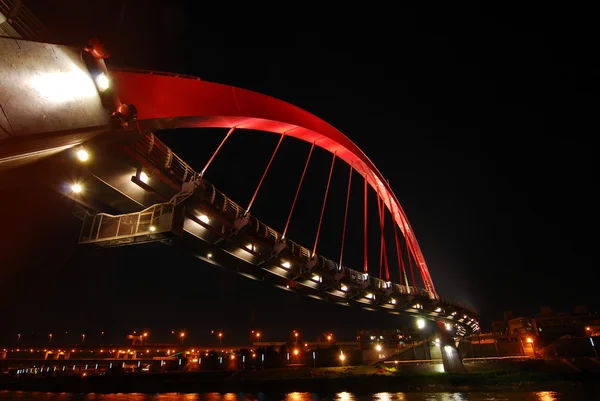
129,133,458,306
79,194,187,245
0,0,54,42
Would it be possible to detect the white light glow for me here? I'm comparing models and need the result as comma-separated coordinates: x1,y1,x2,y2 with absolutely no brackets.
207,253,212,259
375,344,382,352
366,293,374,299
198,214,210,224
416,318,425,329
139,172,149,184
445,323,452,331
149,226,156,232
340,285,348,291
390,298,396,304
95,73,110,91
281,261,291,268
29,69,98,104
71,183,82,193
76,148,89,162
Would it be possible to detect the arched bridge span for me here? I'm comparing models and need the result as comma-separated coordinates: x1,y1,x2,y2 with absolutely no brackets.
109,69,436,296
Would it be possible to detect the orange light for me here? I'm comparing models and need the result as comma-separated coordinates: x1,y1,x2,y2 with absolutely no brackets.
218,333,222,337
180,332,185,338
293,349,299,356
143,332,148,337
526,337,533,343
231,354,235,360
252,353,256,358
586,327,591,331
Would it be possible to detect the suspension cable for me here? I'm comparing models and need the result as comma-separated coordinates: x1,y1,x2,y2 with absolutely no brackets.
377,195,384,280
312,152,336,257
363,172,368,275
201,127,235,176
376,192,390,282
402,218,418,293
393,220,410,289
245,133,285,215
282,142,315,239
338,163,353,269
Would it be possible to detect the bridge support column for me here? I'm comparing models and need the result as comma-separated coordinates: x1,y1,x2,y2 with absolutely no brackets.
437,322,466,373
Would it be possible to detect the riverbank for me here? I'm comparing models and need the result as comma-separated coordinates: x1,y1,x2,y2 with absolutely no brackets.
2,365,600,394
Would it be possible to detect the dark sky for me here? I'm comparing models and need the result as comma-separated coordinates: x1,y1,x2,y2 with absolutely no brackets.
0,1,594,345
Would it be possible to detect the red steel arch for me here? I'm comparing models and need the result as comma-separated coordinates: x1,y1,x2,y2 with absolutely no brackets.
110,69,437,297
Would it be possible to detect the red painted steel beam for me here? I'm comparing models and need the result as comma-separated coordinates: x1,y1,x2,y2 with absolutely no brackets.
109,69,437,297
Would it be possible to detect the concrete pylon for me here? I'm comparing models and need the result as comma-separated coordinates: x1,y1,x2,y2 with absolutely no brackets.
437,321,466,373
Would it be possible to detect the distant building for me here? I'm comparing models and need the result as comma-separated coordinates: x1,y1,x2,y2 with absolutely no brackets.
356,328,416,350
493,306,600,343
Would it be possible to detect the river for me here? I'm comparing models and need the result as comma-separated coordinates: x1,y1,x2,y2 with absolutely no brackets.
0,391,596,400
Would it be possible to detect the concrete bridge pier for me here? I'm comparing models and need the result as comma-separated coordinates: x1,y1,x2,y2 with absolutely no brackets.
437,321,466,373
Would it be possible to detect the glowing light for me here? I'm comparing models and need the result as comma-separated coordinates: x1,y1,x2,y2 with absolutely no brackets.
199,214,210,224
29,68,98,104
139,171,149,184
389,298,396,304
445,323,452,331
339,352,345,361
375,344,382,352
341,285,348,291
207,253,213,259
149,226,156,232
526,337,533,343
76,148,89,162
281,261,291,268
293,349,299,356
416,318,425,329
71,183,83,193
95,72,110,91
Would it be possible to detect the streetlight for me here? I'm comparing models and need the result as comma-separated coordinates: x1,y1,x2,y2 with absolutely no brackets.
218,332,223,344
81,334,86,344
340,351,345,366
585,327,598,358
294,331,299,344
143,332,148,344
17,333,21,342
256,332,261,341
180,332,185,344
76,147,89,162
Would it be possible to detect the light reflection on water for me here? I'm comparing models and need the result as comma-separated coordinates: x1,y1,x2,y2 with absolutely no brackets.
0,391,572,401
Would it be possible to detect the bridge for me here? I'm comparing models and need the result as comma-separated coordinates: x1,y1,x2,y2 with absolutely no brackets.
0,7,478,373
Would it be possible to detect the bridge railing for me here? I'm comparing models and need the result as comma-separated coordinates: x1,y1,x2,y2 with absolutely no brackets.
0,0,54,42
133,133,198,185
79,200,178,245
130,133,442,301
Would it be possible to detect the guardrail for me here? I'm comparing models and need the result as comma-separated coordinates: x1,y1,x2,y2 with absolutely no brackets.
128,133,478,318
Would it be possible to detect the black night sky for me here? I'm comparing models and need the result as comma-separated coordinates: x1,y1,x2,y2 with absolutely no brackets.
0,2,594,346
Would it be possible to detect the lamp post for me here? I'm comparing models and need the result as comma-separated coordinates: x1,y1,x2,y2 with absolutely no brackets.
586,327,598,358
180,332,185,345
218,332,223,345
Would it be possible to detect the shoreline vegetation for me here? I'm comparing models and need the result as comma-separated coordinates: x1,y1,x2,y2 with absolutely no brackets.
2,365,600,394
